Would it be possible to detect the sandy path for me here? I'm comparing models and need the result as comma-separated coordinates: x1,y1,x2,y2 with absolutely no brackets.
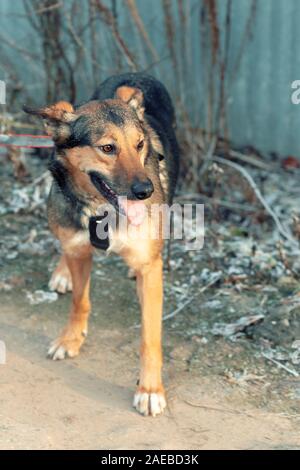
0,303,299,450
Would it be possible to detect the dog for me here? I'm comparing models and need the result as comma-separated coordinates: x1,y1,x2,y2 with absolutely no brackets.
24,73,180,416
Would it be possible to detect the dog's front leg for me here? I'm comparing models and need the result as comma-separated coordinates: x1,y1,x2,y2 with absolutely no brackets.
48,248,92,360
133,255,166,416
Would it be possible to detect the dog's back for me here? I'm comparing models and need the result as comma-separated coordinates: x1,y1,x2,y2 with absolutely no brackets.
91,73,180,202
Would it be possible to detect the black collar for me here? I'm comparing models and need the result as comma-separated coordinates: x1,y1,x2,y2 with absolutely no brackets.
89,215,110,251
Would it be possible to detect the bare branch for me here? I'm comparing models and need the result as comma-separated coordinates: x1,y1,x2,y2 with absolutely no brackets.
212,155,298,247
162,0,178,76
125,0,159,62
93,0,138,71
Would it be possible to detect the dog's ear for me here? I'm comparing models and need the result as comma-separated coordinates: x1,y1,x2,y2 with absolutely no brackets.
114,86,144,120
23,101,77,143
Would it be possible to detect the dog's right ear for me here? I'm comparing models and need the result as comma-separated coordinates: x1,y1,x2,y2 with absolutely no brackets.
23,101,77,144
114,86,144,120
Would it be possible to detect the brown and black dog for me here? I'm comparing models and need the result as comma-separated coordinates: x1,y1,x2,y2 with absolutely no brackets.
24,73,179,416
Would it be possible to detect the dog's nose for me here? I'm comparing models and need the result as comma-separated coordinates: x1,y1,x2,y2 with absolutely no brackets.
131,178,154,200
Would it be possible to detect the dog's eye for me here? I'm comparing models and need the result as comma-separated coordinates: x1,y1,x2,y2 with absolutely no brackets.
137,140,144,151
99,144,115,154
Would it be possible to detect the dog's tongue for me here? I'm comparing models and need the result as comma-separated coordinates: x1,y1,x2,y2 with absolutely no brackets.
119,199,146,226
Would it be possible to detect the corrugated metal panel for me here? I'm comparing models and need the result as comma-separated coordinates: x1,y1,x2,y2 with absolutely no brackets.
227,0,300,156
0,0,300,156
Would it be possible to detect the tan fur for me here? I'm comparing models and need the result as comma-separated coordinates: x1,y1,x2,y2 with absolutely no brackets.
48,227,93,359
115,85,139,103
115,86,144,120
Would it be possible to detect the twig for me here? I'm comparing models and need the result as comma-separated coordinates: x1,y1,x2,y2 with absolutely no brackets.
93,0,138,71
125,0,159,62
162,297,194,322
212,155,298,247
199,135,217,176
132,273,221,329
262,353,299,378
162,0,178,80
34,2,62,15
183,400,256,419
64,11,106,72
164,272,222,322
142,54,170,73
229,150,271,171
230,0,257,83
26,170,50,189
205,197,255,213
174,193,256,213
0,32,40,61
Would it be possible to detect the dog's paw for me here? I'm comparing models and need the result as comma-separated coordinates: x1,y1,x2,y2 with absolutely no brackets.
49,266,72,294
133,390,166,417
47,327,87,360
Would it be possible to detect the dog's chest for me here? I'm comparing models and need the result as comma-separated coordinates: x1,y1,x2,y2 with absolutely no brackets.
88,215,153,267
108,222,152,267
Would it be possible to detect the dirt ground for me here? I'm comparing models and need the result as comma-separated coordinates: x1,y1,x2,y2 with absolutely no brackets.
0,281,299,450
0,153,300,450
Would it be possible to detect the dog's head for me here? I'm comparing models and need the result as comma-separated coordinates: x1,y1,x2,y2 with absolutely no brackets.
24,86,157,215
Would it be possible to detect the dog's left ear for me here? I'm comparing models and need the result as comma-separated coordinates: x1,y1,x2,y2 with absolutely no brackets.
23,101,77,144
115,86,144,120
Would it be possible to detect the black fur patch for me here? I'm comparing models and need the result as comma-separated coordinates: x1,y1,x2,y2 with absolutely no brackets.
48,154,85,230
48,157,77,204
100,103,125,126
91,73,175,128
60,115,92,149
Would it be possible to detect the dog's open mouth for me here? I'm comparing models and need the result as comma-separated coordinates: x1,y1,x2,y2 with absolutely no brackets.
89,171,120,211
89,171,146,226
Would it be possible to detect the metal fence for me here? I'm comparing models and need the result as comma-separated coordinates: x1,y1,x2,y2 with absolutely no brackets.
0,0,300,157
